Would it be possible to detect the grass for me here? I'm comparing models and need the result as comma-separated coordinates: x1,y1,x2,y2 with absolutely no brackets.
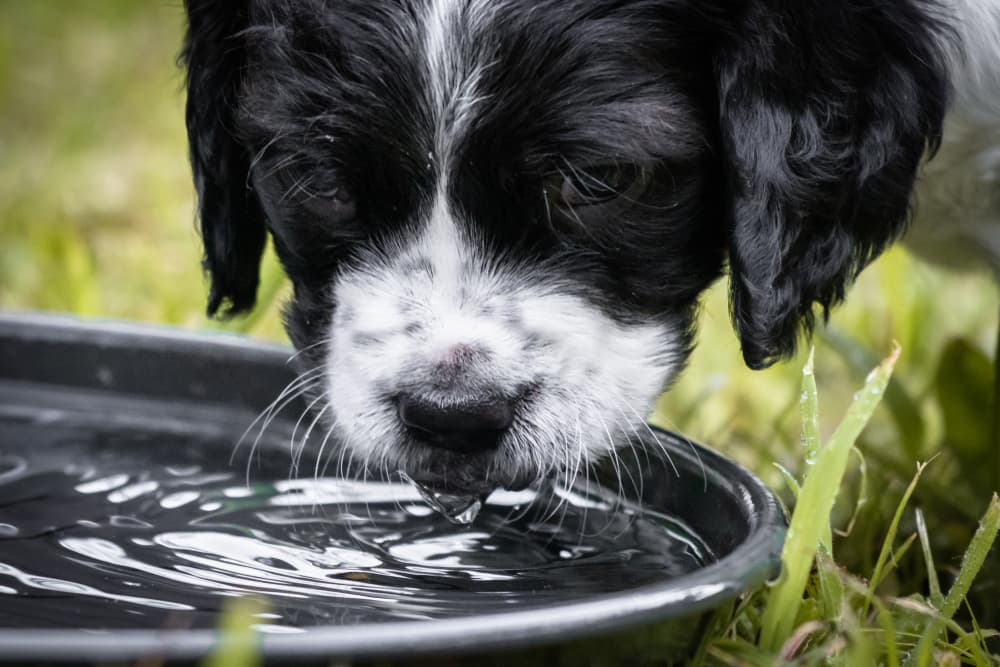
695,346,999,666
2,3,998,665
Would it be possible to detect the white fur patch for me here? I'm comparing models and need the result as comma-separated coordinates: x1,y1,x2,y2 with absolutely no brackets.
422,0,492,170
324,186,684,484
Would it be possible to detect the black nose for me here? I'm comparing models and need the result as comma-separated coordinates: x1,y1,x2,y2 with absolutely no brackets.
397,394,515,454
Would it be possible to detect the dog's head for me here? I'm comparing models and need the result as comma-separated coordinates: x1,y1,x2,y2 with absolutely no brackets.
182,0,949,492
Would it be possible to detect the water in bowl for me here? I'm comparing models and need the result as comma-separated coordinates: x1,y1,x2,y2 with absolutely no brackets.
0,411,712,632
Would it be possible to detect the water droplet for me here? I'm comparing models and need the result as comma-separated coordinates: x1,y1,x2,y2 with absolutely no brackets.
401,473,492,526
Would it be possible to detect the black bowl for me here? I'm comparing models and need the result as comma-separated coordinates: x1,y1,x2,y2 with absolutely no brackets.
0,312,785,665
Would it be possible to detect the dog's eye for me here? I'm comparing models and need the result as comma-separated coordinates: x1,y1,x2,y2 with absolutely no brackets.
550,164,644,209
302,185,357,223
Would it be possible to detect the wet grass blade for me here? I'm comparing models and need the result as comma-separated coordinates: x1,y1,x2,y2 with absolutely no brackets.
821,327,924,460
905,493,1000,667
760,344,900,652
800,347,820,467
799,347,842,617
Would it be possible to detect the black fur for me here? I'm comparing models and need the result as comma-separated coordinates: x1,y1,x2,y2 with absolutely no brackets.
715,1,950,368
182,0,950,366
182,1,267,317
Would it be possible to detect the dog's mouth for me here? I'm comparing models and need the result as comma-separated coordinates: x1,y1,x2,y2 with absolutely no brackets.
397,452,536,495
394,446,540,523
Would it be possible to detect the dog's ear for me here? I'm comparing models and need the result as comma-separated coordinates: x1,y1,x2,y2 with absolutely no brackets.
714,2,951,369
182,1,266,317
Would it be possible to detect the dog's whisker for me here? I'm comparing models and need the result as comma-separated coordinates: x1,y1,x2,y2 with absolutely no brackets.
609,401,647,505
232,367,326,464
291,396,331,479
286,337,332,364
288,390,330,475
279,172,318,204
245,382,317,470
645,409,700,485
313,417,340,482
246,129,291,184
237,375,325,487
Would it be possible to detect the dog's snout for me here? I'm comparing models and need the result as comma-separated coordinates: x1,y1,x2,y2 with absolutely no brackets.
397,393,515,454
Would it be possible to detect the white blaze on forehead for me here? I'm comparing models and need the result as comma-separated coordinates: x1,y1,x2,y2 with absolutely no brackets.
419,0,494,354
422,0,490,172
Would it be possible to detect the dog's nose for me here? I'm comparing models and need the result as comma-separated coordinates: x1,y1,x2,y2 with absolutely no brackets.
397,393,515,454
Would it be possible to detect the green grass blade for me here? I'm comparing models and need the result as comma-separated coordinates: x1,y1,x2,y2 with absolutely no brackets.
842,573,901,667
760,344,900,652
841,602,877,667
710,639,791,667
962,598,993,666
801,346,820,467
798,346,843,616
821,327,925,460
834,446,869,540
863,458,929,619
992,305,1000,501
816,544,842,621
873,532,918,592
906,493,1000,667
774,462,801,499
914,507,943,609
200,596,266,667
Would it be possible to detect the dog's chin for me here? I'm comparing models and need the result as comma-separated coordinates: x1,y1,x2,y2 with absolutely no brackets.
396,448,537,496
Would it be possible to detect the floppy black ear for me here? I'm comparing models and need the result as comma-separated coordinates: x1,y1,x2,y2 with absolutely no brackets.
182,1,266,317
715,1,951,369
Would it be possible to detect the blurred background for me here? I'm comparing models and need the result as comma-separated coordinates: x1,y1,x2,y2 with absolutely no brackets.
2,1,998,620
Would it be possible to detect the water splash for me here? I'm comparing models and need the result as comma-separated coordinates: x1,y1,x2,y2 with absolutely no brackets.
400,472,492,525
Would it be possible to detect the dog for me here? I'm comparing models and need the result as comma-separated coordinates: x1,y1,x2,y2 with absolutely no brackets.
181,0,1000,494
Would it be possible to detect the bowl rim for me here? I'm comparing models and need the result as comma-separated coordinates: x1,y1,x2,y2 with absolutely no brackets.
0,311,786,663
